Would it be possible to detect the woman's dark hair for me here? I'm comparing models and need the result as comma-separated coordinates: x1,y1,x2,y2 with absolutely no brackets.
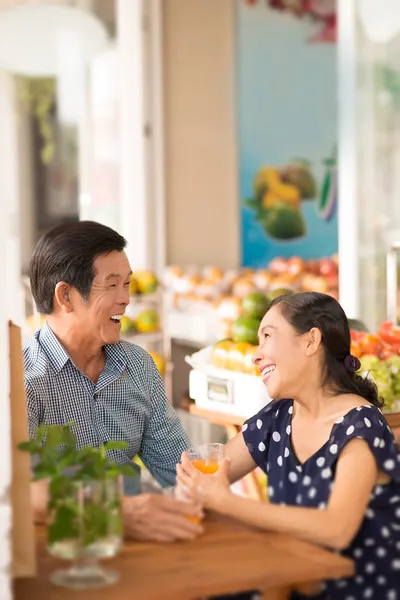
269,292,383,408
30,221,127,314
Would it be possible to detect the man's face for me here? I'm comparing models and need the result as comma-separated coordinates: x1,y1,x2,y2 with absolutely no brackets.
69,250,131,346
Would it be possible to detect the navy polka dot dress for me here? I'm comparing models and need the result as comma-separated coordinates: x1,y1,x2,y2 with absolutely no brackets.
242,399,400,600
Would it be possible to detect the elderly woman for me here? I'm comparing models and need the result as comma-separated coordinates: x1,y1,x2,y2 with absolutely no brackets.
179,292,400,600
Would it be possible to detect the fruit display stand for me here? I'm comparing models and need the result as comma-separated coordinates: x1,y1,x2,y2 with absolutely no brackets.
351,322,400,422
120,276,173,403
186,346,270,419
164,256,339,347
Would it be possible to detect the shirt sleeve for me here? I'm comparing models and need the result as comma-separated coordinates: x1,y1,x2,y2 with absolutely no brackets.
242,398,283,473
139,353,191,487
25,381,41,440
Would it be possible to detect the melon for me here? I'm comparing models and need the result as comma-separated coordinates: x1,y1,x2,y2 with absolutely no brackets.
241,292,270,320
263,204,306,240
231,316,260,345
136,309,160,333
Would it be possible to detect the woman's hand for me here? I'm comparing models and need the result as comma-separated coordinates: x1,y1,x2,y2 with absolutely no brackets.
176,452,232,511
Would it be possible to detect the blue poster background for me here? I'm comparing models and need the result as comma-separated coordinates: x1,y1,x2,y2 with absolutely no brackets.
237,2,338,267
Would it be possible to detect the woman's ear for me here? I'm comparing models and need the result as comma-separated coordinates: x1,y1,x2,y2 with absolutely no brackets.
54,282,73,313
305,327,322,356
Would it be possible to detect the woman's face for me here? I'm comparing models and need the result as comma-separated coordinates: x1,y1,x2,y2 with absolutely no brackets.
252,304,315,399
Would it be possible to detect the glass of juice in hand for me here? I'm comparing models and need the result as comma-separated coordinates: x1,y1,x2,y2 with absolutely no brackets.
162,485,202,524
188,443,225,474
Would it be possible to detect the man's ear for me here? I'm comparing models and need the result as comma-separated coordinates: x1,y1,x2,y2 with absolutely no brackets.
54,282,73,313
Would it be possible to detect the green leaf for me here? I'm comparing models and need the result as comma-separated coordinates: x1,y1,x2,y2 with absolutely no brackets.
36,424,47,444
82,503,109,546
48,504,79,545
32,463,56,480
105,441,129,451
46,425,64,448
61,426,77,449
18,440,39,453
116,464,138,477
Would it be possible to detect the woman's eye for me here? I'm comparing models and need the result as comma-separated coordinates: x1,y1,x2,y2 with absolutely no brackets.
264,333,270,339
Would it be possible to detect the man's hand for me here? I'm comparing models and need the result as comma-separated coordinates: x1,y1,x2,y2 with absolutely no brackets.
31,480,48,523
123,493,204,543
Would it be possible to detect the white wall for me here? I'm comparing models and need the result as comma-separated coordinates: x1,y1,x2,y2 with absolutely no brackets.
163,0,240,269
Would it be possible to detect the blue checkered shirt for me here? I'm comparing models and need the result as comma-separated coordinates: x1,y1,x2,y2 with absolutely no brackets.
23,322,190,494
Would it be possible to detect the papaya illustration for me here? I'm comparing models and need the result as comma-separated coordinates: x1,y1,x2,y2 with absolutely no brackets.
262,190,280,209
262,203,306,240
255,166,301,208
282,159,317,200
253,166,275,199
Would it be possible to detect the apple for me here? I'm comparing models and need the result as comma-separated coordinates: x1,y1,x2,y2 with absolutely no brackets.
319,258,338,278
268,257,288,275
287,256,305,276
306,259,320,275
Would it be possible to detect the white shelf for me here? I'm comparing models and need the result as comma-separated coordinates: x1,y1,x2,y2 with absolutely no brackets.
121,330,163,344
129,292,161,305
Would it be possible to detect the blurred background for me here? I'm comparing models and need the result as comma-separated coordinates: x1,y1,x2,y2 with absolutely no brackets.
1,3,400,589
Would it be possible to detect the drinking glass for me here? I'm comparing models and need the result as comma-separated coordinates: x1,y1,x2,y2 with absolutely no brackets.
187,443,225,474
162,485,203,524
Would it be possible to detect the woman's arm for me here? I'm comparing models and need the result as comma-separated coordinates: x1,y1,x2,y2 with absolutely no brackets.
178,438,377,550
225,433,258,483
220,438,376,549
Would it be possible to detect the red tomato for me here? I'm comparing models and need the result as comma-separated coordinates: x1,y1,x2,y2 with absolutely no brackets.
350,329,364,343
360,334,381,356
350,341,362,359
378,321,400,346
379,345,397,360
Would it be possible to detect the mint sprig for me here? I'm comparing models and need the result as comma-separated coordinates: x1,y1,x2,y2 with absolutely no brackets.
19,424,134,547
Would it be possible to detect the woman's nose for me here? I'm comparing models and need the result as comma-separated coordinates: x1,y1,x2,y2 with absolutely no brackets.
251,346,262,365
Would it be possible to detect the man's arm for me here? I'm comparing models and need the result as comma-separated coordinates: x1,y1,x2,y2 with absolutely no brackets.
139,356,191,486
31,479,203,542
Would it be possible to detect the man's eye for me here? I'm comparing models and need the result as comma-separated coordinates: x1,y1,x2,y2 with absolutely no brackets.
110,284,117,288
124,281,130,287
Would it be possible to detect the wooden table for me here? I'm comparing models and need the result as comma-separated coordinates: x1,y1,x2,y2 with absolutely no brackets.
14,516,354,600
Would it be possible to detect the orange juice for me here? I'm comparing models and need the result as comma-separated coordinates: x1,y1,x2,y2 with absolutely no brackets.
191,458,220,474
187,514,202,524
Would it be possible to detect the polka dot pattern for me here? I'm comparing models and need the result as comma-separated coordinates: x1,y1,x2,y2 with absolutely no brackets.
241,399,400,598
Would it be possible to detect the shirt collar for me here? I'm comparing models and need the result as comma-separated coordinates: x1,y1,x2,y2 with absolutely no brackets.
38,321,127,375
38,321,70,373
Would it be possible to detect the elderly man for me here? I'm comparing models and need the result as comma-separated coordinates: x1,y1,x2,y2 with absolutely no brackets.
24,220,203,542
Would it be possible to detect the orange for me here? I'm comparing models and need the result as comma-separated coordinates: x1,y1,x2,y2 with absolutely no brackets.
227,342,251,372
211,340,234,370
243,345,260,376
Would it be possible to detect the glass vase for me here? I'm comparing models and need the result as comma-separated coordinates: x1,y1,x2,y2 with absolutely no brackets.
46,476,123,589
